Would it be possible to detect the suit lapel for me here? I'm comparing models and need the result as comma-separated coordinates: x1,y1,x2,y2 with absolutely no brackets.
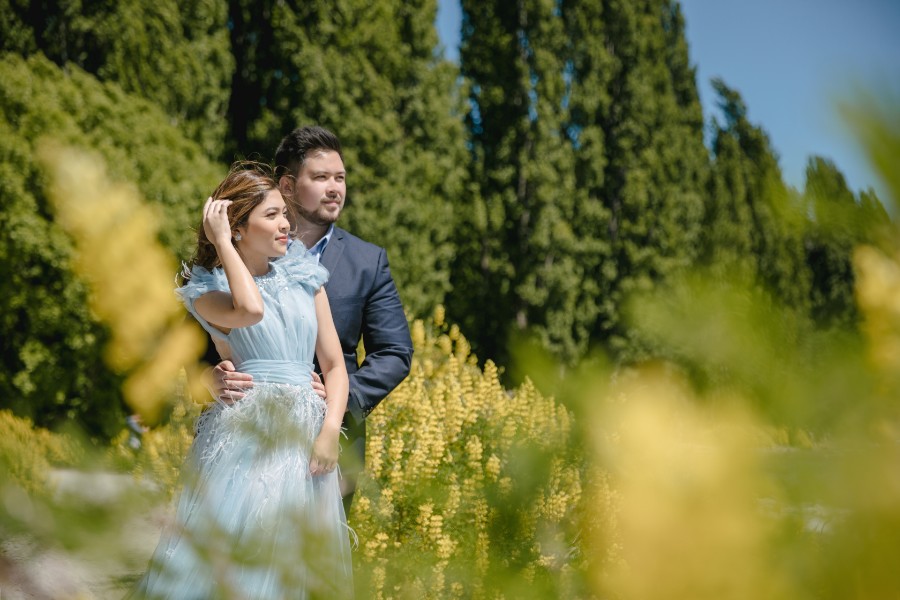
320,227,345,276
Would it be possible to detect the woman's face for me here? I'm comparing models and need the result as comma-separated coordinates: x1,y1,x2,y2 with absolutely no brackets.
236,189,290,259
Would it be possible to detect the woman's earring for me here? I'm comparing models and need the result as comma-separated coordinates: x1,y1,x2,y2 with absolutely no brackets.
234,232,242,241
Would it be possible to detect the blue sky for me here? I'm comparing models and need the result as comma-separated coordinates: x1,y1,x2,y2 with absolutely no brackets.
435,0,900,199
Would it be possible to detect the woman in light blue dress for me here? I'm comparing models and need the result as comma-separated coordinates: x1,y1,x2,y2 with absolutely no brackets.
133,163,352,599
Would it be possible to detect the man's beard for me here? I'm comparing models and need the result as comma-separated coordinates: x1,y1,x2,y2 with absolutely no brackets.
297,203,341,226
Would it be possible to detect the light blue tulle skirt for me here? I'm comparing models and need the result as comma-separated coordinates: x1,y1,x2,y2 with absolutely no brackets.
131,379,352,599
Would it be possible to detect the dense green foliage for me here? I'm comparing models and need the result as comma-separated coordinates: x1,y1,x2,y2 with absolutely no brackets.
0,54,221,436
568,0,709,361
0,0,233,157
450,1,717,366
804,155,889,327
702,78,812,313
452,0,586,366
0,1,888,437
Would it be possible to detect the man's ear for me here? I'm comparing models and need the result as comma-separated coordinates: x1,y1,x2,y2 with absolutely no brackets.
278,175,294,198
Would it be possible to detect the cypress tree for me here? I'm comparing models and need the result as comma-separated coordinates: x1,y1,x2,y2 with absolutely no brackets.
702,123,758,281
611,0,708,359
703,78,811,316
804,156,888,328
564,0,709,360
560,0,617,363
451,0,586,365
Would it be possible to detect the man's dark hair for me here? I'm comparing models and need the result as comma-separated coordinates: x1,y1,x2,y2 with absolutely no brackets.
274,125,343,179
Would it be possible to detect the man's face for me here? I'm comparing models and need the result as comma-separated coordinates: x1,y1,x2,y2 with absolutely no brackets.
281,150,346,227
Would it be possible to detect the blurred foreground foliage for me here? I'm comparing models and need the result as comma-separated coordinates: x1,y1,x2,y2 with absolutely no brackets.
0,410,81,495
107,387,200,499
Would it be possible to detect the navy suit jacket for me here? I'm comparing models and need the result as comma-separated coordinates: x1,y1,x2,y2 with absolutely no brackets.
317,227,413,422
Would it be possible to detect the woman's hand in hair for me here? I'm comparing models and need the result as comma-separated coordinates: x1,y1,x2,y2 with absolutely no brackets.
203,197,234,248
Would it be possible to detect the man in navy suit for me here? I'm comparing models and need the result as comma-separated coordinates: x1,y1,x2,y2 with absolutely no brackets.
208,126,413,511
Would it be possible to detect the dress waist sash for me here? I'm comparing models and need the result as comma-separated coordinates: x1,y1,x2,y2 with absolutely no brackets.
237,359,314,386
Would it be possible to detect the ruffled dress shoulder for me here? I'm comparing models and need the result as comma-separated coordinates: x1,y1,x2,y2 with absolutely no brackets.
278,240,330,290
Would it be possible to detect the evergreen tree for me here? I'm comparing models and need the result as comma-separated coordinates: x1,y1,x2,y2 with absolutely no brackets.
226,0,466,317
452,0,587,365
804,156,888,328
0,0,233,157
0,54,221,437
702,125,757,280
584,0,708,359
703,78,811,315
560,0,617,363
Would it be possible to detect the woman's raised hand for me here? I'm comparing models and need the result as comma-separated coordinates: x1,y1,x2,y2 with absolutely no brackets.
203,197,234,248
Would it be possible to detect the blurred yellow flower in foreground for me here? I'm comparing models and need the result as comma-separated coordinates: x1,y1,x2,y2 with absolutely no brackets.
42,144,205,422
855,245,900,376
593,368,790,600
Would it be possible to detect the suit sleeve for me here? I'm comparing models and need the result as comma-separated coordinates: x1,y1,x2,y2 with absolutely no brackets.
347,248,414,421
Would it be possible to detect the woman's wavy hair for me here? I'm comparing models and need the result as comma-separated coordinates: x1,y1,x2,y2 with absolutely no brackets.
185,162,287,277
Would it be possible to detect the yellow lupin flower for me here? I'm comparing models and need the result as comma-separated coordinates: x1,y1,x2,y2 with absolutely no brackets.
378,488,395,519
438,334,453,356
475,530,490,575
465,435,484,476
428,513,444,541
431,564,446,595
411,319,426,349
371,564,386,598
445,480,461,518
485,454,501,480
368,433,384,478
417,502,434,535
388,437,405,462
433,304,446,328
436,534,456,560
